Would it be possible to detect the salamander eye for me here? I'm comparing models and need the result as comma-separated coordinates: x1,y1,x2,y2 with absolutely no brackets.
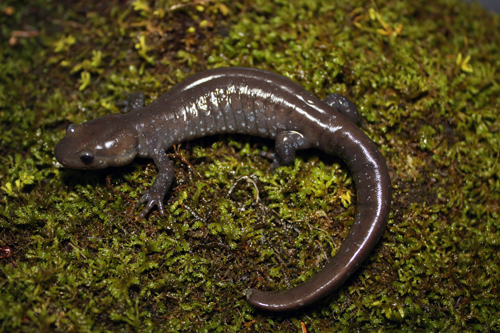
80,152,94,165
66,124,77,134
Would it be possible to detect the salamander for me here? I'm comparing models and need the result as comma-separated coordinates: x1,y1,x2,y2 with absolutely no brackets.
54,67,391,312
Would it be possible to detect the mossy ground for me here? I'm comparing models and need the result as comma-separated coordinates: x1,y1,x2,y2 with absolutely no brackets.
1,0,499,331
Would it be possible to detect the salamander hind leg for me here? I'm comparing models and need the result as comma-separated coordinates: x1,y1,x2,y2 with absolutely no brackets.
271,131,311,170
323,93,362,126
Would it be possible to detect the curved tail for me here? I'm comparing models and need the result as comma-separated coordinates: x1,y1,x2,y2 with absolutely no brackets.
246,121,392,311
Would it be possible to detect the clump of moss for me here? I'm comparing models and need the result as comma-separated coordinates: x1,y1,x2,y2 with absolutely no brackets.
1,0,499,331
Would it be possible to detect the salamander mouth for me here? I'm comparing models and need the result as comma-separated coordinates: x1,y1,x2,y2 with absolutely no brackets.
106,149,138,167
74,150,137,169
55,145,137,170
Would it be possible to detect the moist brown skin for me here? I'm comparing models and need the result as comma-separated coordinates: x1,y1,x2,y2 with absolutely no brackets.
54,67,392,312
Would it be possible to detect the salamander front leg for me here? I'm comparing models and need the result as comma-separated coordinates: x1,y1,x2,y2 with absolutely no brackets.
117,92,145,114
136,148,175,219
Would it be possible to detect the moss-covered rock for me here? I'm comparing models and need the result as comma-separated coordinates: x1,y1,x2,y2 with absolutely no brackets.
1,0,499,331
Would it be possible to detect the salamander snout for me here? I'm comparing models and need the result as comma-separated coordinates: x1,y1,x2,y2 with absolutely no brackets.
55,115,139,170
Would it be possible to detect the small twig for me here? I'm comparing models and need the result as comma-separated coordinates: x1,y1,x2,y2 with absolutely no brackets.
69,242,88,260
169,0,215,11
315,239,329,262
11,30,40,38
170,144,202,178
228,176,260,204
196,242,231,251
183,204,206,223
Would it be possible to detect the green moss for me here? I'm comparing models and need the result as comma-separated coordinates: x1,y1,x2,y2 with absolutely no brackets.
1,0,500,331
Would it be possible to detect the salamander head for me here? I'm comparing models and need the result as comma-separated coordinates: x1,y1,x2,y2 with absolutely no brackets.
55,114,138,170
